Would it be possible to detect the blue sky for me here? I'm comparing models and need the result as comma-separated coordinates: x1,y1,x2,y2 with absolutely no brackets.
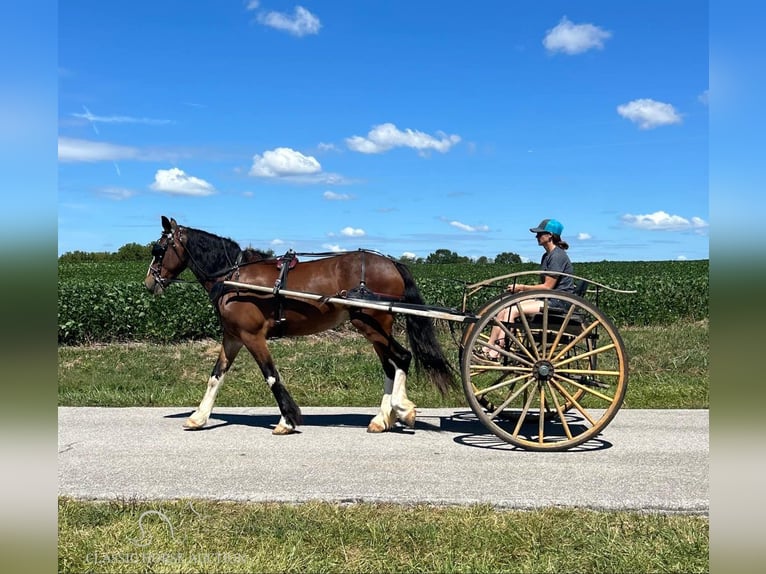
58,0,709,263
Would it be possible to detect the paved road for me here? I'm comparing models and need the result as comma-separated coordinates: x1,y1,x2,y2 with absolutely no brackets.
58,407,708,513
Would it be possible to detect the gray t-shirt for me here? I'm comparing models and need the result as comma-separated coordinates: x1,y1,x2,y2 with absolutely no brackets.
540,247,575,293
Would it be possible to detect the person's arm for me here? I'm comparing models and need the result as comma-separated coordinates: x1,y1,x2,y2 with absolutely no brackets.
508,275,557,293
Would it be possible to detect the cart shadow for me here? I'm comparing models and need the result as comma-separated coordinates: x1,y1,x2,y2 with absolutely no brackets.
164,409,612,452
444,410,613,452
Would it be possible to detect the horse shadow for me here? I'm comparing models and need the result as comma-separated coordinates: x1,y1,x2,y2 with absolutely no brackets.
163,409,612,452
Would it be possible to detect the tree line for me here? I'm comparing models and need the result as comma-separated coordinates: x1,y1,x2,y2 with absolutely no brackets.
58,244,523,265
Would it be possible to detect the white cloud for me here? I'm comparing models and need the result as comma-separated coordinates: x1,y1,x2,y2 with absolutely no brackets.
577,232,592,240
621,210,709,231
401,252,417,260
271,238,285,246
323,191,353,201
676,255,688,261
450,220,489,232
340,226,365,237
346,123,461,155
543,17,611,55
150,167,216,196
58,137,139,162
617,99,682,129
317,142,339,152
258,6,321,37
250,147,322,177
322,243,345,253
71,110,172,126
97,187,135,201
245,1,260,10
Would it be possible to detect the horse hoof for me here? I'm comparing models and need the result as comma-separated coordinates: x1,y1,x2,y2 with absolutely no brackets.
272,424,297,435
183,417,205,430
399,410,417,429
367,421,386,433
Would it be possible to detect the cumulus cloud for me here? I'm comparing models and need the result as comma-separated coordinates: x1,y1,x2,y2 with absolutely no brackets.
58,137,139,162
250,147,322,178
323,190,353,201
543,16,611,55
621,210,709,231
577,232,592,240
258,6,321,37
450,220,489,232
150,167,215,196
401,252,417,260
323,243,346,253
617,99,682,129
346,123,461,155
340,226,365,237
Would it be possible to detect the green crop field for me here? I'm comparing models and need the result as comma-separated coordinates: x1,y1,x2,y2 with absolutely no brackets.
58,259,707,344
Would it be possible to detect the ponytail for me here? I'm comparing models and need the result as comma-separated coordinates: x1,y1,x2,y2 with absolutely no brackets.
552,234,569,250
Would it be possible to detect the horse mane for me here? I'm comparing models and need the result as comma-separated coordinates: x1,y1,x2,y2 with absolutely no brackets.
183,226,277,277
184,226,243,277
241,248,271,263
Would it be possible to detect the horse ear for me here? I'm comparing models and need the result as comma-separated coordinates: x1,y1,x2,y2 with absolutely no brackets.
161,216,171,232
170,218,178,231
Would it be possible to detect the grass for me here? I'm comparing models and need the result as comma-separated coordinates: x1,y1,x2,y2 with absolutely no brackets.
58,319,708,409
58,498,708,574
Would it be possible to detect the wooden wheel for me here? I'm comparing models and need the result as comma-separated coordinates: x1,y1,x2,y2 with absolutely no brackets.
461,290,628,451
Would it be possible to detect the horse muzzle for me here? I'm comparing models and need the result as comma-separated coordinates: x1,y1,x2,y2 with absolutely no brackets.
144,271,167,295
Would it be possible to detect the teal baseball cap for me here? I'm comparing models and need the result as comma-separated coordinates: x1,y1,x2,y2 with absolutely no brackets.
530,218,564,236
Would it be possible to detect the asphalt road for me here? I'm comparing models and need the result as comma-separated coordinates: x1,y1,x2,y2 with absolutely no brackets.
58,406,708,513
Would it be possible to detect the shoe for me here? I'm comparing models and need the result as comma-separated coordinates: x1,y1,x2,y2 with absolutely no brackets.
472,349,500,363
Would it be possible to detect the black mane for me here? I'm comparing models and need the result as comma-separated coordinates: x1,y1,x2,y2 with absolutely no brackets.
184,227,243,278
183,227,275,278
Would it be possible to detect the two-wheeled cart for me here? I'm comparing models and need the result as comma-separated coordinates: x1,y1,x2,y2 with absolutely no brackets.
225,271,633,451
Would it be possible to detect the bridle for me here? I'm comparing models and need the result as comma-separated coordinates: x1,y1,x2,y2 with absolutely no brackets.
147,227,190,289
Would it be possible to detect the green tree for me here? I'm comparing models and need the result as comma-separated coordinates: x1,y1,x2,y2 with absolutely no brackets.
495,251,522,265
115,242,152,261
425,249,469,264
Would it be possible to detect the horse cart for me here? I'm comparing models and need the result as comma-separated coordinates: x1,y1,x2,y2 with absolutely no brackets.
147,217,633,452
224,268,632,452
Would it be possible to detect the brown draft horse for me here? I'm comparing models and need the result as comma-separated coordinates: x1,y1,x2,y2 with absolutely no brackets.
145,216,454,435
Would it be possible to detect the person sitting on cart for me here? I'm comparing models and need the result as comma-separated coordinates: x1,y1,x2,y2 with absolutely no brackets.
481,218,575,360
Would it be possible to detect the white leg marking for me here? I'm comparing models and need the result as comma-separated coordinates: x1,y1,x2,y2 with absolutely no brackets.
185,374,224,428
369,376,396,432
277,415,295,430
266,375,277,388
391,367,416,427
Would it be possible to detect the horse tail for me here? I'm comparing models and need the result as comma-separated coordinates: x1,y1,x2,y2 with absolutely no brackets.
393,261,456,395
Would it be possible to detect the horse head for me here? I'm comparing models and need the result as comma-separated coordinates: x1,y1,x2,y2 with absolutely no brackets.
144,216,190,295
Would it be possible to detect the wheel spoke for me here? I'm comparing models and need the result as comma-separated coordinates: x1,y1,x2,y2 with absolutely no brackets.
553,374,614,403
549,379,597,425
545,381,573,439
474,373,532,398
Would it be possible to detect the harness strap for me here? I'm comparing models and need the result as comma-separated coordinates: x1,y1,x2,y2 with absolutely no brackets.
272,250,298,335
273,249,297,295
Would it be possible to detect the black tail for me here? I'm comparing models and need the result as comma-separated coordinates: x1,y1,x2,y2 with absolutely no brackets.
394,261,456,395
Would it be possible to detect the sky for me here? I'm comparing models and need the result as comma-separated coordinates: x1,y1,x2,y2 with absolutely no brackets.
57,0,709,263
